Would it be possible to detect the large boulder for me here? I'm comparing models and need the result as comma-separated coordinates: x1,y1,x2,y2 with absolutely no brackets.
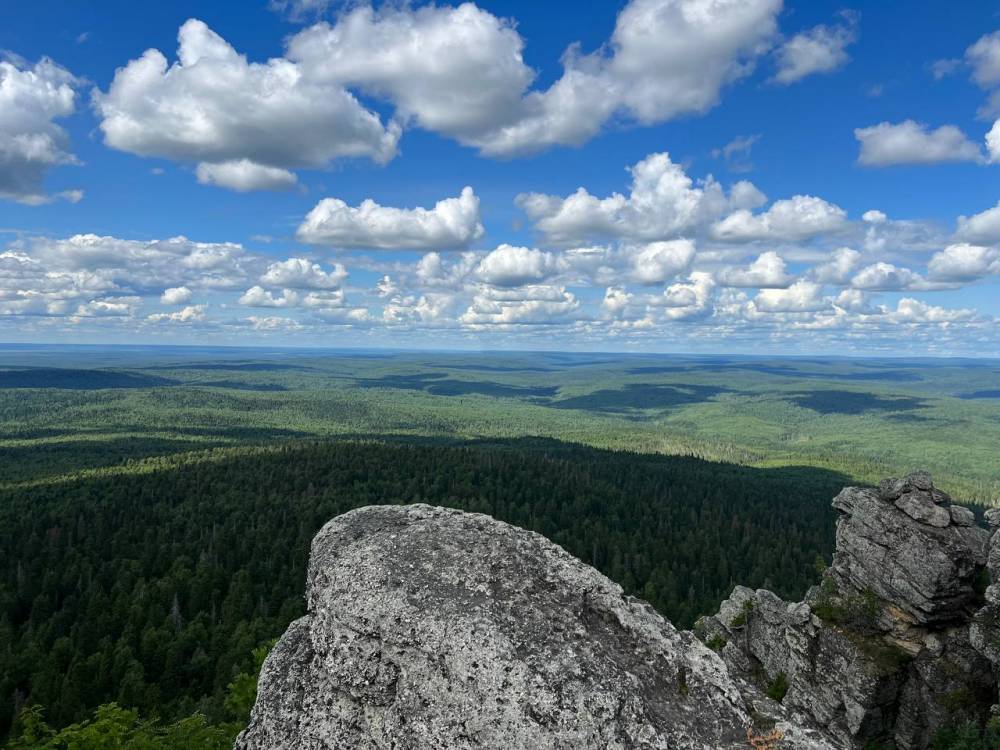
829,477,987,626
237,504,827,750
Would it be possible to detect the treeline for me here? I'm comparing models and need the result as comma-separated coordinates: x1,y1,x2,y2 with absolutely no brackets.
0,439,844,738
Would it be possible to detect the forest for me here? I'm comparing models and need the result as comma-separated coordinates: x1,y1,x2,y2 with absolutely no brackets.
0,439,848,741
1,347,998,747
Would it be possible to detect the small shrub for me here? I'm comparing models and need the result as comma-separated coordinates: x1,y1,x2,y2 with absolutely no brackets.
705,634,727,651
765,672,789,702
731,599,754,628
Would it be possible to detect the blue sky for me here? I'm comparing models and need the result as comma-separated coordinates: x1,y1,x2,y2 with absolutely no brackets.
1,0,999,354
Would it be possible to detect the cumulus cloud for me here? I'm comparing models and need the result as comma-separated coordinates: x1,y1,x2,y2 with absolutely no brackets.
927,243,1000,282
517,152,761,245
957,200,1000,243
772,13,858,85
475,245,555,287
93,19,400,189
855,121,983,166
888,297,974,324
287,0,781,157
811,247,861,284
629,240,696,284
717,251,794,288
0,54,81,204
160,286,192,305
195,160,297,192
297,187,483,249
712,195,847,242
238,286,298,308
850,262,925,291
259,258,347,289
655,272,716,320
460,284,580,327
753,280,826,312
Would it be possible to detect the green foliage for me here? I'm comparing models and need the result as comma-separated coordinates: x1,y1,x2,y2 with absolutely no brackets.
765,672,789,702
705,634,726,652
0,439,844,738
5,703,229,749
4,640,272,748
731,599,754,628
931,718,1000,749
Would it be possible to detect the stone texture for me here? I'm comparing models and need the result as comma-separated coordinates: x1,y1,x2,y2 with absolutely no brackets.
237,504,830,750
699,473,995,749
830,480,987,625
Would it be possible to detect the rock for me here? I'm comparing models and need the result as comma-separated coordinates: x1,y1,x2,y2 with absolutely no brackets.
986,508,1000,531
706,473,995,749
950,505,976,527
895,492,952,528
237,505,827,750
830,482,988,625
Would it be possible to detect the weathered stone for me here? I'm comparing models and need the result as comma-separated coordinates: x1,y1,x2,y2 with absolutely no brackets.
985,508,1000,531
237,505,829,750
950,504,976,527
895,491,952,528
831,483,987,624
707,473,996,749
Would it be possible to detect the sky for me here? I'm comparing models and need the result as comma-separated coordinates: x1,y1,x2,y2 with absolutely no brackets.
1,0,999,356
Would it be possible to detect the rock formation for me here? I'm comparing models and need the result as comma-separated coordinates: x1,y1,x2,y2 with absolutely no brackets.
697,472,993,749
236,504,830,749
239,473,997,750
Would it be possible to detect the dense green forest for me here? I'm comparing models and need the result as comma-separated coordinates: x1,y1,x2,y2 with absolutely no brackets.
0,439,846,740
2,347,999,502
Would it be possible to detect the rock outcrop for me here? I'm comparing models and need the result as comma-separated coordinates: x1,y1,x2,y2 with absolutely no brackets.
697,473,993,749
237,504,830,749
239,474,997,750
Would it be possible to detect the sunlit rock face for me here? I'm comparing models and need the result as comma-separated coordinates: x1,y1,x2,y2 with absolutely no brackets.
236,504,830,750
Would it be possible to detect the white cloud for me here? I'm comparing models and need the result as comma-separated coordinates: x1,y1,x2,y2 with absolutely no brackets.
288,3,533,145
471,0,781,156
460,284,579,327
196,160,297,192
259,258,347,289
0,55,80,204
987,119,1000,163
243,315,304,331
601,286,634,316
375,275,398,298
517,152,758,245
288,0,781,157
238,285,298,308
927,243,1000,282
966,31,1000,89
850,262,924,291
160,286,193,305
297,186,483,249
855,120,983,166
862,209,887,224
711,134,761,172
753,280,826,312
810,247,861,284
147,304,206,323
73,296,141,319
888,297,974,324
630,240,696,284
655,272,716,320
712,195,847,242
475,245,555,287
717,251,794,288
930,58,962,80
772,14,858,85
957,200,1000,243
93,19,400,190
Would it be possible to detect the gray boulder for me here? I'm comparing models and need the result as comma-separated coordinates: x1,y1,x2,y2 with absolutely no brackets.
237,504,828,750
830,478,987,625
700,473,995,749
